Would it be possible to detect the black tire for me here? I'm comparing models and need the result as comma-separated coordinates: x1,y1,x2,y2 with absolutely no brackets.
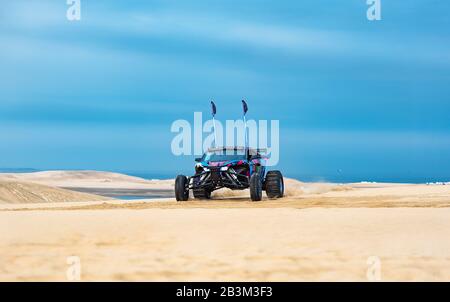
265,170,284,199
249,173,262,201
193,188,211,200
175,175,189,201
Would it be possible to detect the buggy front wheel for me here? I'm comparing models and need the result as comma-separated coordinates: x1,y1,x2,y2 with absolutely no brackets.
175,175,189,201
249,173,263,201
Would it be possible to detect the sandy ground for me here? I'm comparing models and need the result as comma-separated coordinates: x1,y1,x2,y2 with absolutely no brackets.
1,171,450,281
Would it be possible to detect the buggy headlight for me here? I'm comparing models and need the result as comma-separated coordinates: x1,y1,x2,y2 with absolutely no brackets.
220,166,228,171
203,167,210,172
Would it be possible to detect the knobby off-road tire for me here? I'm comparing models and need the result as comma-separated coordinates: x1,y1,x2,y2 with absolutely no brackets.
175,175,189,201
265,170,284,199
250,173,263,201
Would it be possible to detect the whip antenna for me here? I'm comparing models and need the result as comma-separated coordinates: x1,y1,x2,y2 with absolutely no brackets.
211,101,217,148
241,100,248,150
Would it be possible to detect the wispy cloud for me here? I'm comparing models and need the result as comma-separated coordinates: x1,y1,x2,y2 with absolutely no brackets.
2,1,449,65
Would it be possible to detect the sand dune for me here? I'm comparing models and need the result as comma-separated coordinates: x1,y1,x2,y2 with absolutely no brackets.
0,180,109,204
1,171,449,281
0,170,173,190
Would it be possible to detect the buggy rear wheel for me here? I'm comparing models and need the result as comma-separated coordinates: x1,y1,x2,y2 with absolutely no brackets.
250,173,262,201
175,175,189,201
265,170,284,199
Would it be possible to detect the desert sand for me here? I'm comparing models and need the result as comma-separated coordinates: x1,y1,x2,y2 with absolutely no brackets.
1,171,449,281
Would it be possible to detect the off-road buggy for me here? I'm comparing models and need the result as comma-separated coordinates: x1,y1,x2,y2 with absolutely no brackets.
174,101,284,202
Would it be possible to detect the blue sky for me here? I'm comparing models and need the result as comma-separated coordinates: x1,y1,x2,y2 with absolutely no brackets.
0,0,449,182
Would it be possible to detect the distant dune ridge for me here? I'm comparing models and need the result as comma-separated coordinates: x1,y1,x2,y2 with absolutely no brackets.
0,180,109,204
0,170,170,203
0,170,152,185
0,170,174,190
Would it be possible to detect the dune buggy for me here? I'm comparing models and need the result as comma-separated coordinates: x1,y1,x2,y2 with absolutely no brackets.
175,146,284,201
174,100,283,202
